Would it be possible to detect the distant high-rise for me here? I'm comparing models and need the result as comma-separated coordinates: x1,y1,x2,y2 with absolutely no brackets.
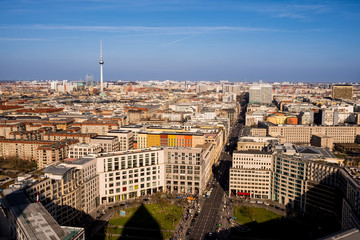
332,85,353,100
99,41,104,92
249,84,273,104
85,74,94,87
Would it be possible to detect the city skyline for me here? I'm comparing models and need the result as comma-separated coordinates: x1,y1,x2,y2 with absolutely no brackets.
1,0,360,82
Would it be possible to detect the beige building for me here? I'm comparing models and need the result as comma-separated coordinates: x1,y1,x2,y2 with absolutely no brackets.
66,158,100,214
266,125,360,144
107,130,134,151
10,128,49,140
165,145,213,195
310,134,334,150
26,158,99,225
90,135,120,152
250,128,267,137
0,139,78,169
43,131,97,144
26,166,83,226
237,141,267,151
68,143,102,158
237,136,281,151
75,120,119,135
0,123,24,138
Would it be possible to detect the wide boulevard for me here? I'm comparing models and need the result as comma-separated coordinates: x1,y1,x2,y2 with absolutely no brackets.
188,112,244,240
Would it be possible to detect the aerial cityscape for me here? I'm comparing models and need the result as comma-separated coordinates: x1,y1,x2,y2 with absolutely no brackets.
1,1,360,240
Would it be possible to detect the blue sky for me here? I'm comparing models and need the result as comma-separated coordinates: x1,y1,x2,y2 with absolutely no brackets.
1,0,360,82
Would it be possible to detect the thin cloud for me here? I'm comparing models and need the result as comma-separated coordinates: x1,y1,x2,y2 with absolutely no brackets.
0,24,280,34
0,37,43,41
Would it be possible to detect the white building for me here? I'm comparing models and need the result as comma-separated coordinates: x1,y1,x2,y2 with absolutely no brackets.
96,148,165,204
229,150,274,199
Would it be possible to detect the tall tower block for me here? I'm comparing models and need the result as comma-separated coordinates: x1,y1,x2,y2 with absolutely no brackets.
99,40,104,92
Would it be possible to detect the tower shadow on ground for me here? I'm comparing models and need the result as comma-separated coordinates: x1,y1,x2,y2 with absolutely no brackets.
117,204,162,240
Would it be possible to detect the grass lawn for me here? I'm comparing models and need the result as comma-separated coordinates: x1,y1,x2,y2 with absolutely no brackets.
109,207,139,226
107,202,182,238
234,206,281,225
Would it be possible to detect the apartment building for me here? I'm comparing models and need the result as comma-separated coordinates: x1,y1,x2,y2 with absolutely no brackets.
230,150,273,199
0,119,74,131
76,120,119,135
96,148,165,204
107,130,134,151
43,131,97,144
90,135,119,152
10,128,49,140
0,122,25,138
68,143,102,158
37,139,79,169
0,138,78,169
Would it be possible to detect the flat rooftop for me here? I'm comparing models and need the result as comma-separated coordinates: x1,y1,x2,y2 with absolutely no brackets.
92,135,118,140
43,165,73,175
108,130,131,133
2,189,73,240
233,150,273,155
67,157,95,165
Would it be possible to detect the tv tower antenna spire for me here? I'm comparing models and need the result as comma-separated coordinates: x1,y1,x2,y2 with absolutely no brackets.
99,40,104,92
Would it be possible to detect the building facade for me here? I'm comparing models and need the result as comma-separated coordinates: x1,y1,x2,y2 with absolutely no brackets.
96,149,165,204
230,151,273,199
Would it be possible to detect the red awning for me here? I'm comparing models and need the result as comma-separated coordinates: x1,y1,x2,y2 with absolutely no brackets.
237,192,250,196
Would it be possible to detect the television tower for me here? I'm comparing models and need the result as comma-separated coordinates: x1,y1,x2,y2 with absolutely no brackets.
99,40,104,92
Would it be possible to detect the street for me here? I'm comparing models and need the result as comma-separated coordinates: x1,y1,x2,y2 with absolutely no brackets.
188,112,245,240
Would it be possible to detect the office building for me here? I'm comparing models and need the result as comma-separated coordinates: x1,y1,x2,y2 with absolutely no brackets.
165,144,213,195
96,148,165,204
1,189,84,240
25,158,99,226
249,84,273,104
230,150,273,199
